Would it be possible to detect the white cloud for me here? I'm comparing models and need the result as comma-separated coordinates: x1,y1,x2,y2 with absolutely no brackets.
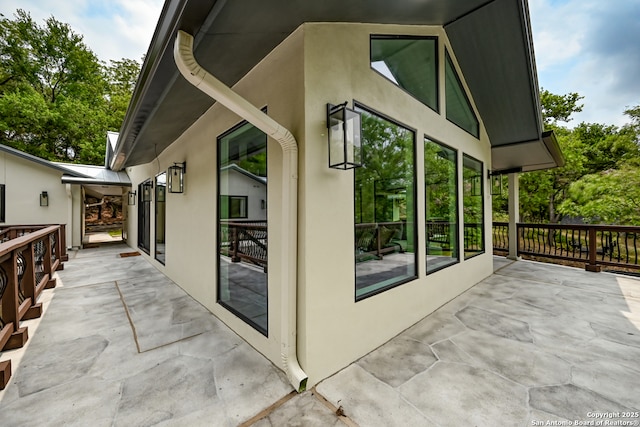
529,0,640,127
0,0,163,62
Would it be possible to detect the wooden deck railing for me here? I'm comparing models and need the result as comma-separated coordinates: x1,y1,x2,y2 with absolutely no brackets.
492,222,640,272
220,221,268,271
0,225,66,389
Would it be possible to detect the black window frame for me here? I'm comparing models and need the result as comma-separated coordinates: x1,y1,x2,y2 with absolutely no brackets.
444,49,480,138
353,101,419,301
370,34,439,114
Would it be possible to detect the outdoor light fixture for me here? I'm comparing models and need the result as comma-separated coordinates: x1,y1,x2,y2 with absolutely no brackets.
40,191,49,206
168,162,186,193
142,181,153,202
327,102,362,169
490,173,503,196
128,191,136,206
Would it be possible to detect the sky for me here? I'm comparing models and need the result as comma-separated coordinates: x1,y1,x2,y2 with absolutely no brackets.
1,0,638,128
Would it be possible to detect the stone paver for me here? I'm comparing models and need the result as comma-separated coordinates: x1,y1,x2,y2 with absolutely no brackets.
2,248,639,427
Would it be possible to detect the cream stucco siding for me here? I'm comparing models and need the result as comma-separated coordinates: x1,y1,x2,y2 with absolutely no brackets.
298,23,493,384
125,27,305,365
0,151,82,247
125,22,494,386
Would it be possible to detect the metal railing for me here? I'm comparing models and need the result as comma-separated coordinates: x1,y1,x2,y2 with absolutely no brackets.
492,222,640,272
220,221,267,271
0,225,66,389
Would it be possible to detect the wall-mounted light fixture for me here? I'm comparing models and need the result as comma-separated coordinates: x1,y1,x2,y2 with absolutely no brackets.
490,173,503,196
142,181,153,202
40,191,49,206
128,191,137,206
168,162,186,193
327,102,362,170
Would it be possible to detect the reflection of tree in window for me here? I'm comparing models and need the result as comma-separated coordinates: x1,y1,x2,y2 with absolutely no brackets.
354,106,416,300
463,154,484,258
425,139,458,273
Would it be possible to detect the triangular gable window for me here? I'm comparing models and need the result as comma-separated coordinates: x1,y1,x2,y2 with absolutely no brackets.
445,50,479,137
370,35,438,112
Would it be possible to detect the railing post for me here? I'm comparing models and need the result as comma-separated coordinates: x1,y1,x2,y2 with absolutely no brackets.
1,253,28,350
231,226,241,263
21,244,42,320
586,226,601,272
59,224,68,262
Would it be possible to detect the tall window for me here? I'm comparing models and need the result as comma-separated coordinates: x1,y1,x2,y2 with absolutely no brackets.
370,35,438,112
425,139,459,273
217,121,268,335
445,50,479,137
0,184,5,223
155,172,166,265
138,180,152,254
355,105,417,300
463,154,484,258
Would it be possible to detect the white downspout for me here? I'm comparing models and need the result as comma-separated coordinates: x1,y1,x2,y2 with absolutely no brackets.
174,30,307,392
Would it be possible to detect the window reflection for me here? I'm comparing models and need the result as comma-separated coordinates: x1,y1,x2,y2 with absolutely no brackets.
354,106,417,300
218,122,268,335
425,139,459,273
370,36,438,112
463,154,484,258
155,172,166,264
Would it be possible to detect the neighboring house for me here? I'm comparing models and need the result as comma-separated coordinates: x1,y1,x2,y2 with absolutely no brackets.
113,0,563,390
219,164,267,221
0,134,131,248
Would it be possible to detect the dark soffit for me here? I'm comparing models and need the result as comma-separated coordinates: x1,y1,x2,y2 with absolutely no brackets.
113,0,549,170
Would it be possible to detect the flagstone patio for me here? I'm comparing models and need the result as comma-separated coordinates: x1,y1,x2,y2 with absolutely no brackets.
0,244,638,426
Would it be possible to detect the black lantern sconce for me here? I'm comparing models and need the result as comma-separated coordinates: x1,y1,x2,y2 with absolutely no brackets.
142,181,153,202
128,191,137,206
40,191,49,206
490,172,503,196
327,102,363,170
168,162,186,193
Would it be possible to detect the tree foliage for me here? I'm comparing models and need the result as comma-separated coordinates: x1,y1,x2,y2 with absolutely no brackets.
494,89,640,225
0,10,139,164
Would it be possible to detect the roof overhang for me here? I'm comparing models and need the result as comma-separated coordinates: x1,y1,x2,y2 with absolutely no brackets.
113,0,561,172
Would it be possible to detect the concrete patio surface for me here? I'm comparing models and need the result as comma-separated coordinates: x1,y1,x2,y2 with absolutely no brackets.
1,244,639,426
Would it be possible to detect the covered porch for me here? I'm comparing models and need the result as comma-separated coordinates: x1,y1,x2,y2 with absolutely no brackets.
0,244,637,425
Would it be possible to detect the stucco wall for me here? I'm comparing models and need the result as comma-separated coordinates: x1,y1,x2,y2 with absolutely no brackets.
0,151,81,247
298,23,494,385
125,27,305,366
124,22,494,386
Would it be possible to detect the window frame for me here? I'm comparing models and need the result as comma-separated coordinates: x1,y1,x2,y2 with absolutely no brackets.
220,195,249,220
353,101,419,301
0,184,5,223
462,153,485,259
155,171,167,265
370,34,439,114
424,136,460,274
216,118,269,336
444,49,480,138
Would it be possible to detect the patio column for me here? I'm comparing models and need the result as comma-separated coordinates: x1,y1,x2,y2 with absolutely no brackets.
507,172,520,260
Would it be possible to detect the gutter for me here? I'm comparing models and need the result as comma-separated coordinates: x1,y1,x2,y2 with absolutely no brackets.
174,30,308,392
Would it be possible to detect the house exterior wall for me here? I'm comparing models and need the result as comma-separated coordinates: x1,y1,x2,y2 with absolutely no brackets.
297,23,493,384
125,26,305,366
125,22,493,386
0,151,82,247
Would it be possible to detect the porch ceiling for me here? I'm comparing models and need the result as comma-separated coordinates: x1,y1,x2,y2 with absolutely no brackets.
113,0,560,172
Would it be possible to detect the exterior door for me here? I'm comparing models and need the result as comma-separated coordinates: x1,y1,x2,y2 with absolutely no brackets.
138,180,151,254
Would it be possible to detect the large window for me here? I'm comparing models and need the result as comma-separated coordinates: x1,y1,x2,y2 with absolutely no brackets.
0,184,5,223
217,121,268,335
155,172,166,265
354,105,417,300
137,180,152,254
445,50,479,137
463,154,484,258
370,36,438,112
425,139,459,273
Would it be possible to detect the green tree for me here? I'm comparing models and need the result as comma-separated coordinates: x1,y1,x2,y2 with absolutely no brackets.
0,10,139,164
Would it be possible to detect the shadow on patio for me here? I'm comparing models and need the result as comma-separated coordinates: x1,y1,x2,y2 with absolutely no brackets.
1,244,639,426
